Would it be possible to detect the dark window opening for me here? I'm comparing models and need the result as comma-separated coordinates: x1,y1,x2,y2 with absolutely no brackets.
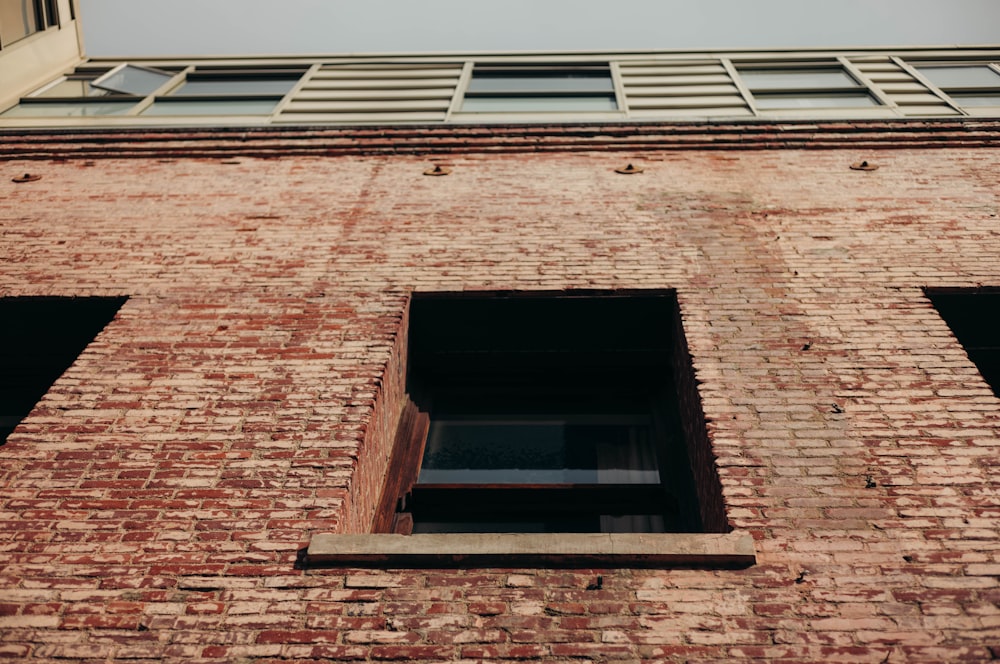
0,297,125,444
375,291,727,535
926,290,1000,397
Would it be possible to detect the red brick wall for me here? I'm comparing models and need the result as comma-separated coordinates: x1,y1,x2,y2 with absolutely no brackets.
1,135,998,661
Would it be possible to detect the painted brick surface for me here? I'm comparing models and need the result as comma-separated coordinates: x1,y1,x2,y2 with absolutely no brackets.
1,132,999,662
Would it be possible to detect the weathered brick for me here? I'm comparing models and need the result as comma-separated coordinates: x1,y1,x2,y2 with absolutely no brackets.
1,132,998,662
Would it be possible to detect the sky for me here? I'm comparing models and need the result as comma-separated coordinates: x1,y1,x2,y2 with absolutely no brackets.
79,0,1000,57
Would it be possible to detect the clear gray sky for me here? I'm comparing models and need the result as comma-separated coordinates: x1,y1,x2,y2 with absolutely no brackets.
79,0,1000,57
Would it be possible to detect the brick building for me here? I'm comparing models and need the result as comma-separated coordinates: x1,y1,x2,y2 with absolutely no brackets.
1,5,1000,662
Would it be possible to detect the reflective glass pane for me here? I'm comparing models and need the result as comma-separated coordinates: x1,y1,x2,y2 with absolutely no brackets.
418,415,659,484
0,0,39,46
753,92,878,109
141,99,280,115
950,92,1000,107
461,95,618,112
468,73,614,93
92,65,173,95
1,101,135,117
740,69,859,90
33,78,110,98
172,78,298,96
918,65,1000,88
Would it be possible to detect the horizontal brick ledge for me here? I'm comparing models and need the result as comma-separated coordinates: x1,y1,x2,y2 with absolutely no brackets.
306,532,755,568
2,119,999,159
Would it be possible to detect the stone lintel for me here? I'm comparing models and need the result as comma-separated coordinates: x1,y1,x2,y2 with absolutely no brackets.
306,532,756,568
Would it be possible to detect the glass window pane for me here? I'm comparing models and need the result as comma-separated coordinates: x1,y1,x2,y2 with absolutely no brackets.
418,415,660,484
32,78,110,98
461,95,618,112
92,65,173,95
141,99,280,115
0,0,39,46
753,92,878,109
468,73,614,93
172,77,299,96
917,65,1000,88
950,92,1000,107
1,101,136,117
740,69,859,90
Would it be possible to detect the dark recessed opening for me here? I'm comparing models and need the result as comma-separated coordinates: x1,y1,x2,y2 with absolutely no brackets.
0,296,126,444
926,289,1000,397
375,291,728,535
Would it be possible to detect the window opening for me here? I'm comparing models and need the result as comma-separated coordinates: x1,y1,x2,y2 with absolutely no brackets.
461,64,618,112
376,292,725,535
926,290,1000,397
737,64,878,110
0,297,125,444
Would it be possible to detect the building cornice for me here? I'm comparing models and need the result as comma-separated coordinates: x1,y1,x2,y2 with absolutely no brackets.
2,119,999,160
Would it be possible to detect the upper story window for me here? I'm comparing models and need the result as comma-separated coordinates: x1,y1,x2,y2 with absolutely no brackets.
915,63,1000,108
1,64,305,118
0,0,58,49
460,64,618,112
142,67,302,116
1,64,182,117
738,64,878,110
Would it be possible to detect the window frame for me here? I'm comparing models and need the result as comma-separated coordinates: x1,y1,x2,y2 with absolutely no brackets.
3,63,306,120
911,61,1000,113
402,390,686,535
735,61,881,112
453,62,624,120
140,66,305,117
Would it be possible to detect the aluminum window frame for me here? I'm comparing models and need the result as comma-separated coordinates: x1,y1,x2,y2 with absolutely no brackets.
735,61,882,112
4,63,307,121
909,61,1000,112
455,62,624,118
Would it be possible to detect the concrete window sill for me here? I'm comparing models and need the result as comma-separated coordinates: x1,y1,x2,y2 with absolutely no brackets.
306,532,755,568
